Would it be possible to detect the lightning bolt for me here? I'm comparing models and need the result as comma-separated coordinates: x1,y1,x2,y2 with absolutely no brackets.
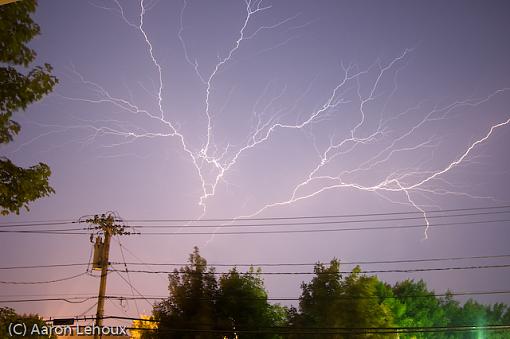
53,0,305,219
20,0,510,241
237,114,510,240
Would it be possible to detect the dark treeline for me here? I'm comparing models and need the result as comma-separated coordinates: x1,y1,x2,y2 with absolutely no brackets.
138,247,510,339
0,308,52,339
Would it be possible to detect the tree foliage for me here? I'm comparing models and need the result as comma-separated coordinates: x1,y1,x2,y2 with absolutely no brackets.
392,279,447,336
151,248,510,339
0,157,53,215
0,0,58,215
392,280,510,339
440,296,510,339
289,260,397,339
0,307,54,339
154,247,218,338
153,247,285,339
217,267,286,338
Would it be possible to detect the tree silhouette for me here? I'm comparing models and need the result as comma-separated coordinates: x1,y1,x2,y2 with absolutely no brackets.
0,0,58,215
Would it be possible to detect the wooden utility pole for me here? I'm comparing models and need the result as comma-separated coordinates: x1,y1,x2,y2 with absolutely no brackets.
96,226,112,332
87,214,131,339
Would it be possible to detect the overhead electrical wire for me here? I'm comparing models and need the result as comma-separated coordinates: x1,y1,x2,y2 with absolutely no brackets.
114,253,510,267
107,289,510,301
0,217,509,235
78,301,98,318
1,204,509,227
106,298,134,322
108,323,510,335
0,263,90,270
138,218,510,235
0,272,89,285
3,289,510,304
2,264,507,291
0,220,76,226
0,221,79,228
123,327,510,335
107,263,510,275
0,296,96,304
2,205,509,327
0,293,102,298
2,210,510,231
112,204,510,222
84,209,510,229
116,238,142,315
0,228,87,234
2,253,510,270
32,314,510,334
1,208,508,305
2,261,507,294
110,265,154,308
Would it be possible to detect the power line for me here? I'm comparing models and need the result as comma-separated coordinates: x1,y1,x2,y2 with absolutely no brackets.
1,217,508,235
0,263,89,270
1,204,509,227
118,204,510,222
0,293,101,298
3,289,510,304
0,228,86,234
3,285,510,302
106,289,510,301
78,301,99,318
116,238,142,314
106,298,133,321
0,272,89,285
125,328,509,335
121,218,510,235
0,219,76,226
108,263,510,275
122,325,510,335
3,210,510,231
65,316,510,335
97,209,510,229
3,253,510,271
0,221,78,228
113,240,168,284
114,253,510,267
110,266,154,308
34,314,510,334
0,296,96,304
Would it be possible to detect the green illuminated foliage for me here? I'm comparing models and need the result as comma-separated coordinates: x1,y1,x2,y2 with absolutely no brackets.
289,260,397,338
392,279,447,337
151,248,509,338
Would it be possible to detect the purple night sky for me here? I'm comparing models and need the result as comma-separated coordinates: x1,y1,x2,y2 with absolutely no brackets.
1,0,510,325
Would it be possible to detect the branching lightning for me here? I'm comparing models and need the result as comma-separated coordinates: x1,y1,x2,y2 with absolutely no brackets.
21,0,510,240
